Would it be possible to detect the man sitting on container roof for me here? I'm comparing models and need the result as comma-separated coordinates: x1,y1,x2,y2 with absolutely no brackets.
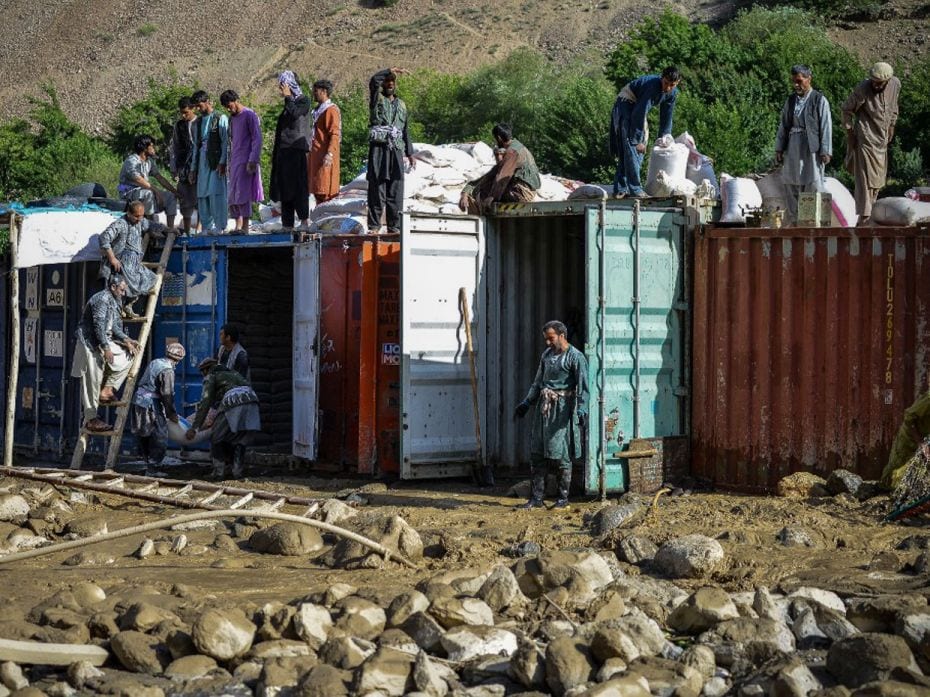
118,134,180,228
513,320,589,510
458,123,541,215
186,357,261,480
881,389,930,491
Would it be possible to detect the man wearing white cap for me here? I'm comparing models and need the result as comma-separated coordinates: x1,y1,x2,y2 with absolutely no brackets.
131,342,186,469
842,61,901,225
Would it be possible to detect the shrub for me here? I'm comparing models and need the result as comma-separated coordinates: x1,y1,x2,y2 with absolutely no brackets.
107,77,199,156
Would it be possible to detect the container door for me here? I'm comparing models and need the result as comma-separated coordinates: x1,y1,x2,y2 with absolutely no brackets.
293,241,322,459
400,214,485,479
585,204,688,494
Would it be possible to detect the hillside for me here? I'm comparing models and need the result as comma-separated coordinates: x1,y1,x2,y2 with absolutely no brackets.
1,0,927,136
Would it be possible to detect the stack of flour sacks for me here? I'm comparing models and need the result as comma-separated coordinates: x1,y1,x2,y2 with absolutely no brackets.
259,142,579,234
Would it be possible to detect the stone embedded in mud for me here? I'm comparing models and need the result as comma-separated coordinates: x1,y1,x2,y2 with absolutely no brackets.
164,654,218,680
321,498,358,525
628,656,703,697
333,597,386,641
388,591,430,628
191,608,256,661
826,469,863,496
477,565,524,612
0,494,30,521
67,661,105,689
668,587,740,634
588,503,643,536
776,472,827,498
511,549,613,603
110,630,171,674
248,523,324,556
545,636,595,696
318,635,376,669
699,618,795,669
429,596,494,629
653,535,725,579
298,664,352,697
69,582,106,607
401,612,445,653
321,514,423,569
827,633,921,687
846,595,928,633
777,526,816,548
119,602,182,633
501,540,542,558
293,603,333,650
680,644,716,679
64,515,108,538
439,625,518,662
509,638,546,689
617,535,659,565
354,646,415,696
788,587,846,615
62,551,115,567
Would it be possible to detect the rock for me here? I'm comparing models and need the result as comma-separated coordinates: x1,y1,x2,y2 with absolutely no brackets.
668,587,740,634
583,674,651,696
793,607,830,649
297,664,351,697
856,481,882,501
69,582,105,607
165,629,196,660
777,526,815,548
249,523,324,556
320,499,358,525
680,644,716,679
771,657,822,697
41,608,86,630
827,634,920,687
477,566,524,612
896,614,930,651
851,681,930,696
586,589,627,623
401,612,445,652
293,603,333,650
412,651,448,697
387,591,430,628
333,597,386,641
0,495,30,521
0,662,27,691
323,514,423,569
255,602,296,642
46,681,77,697
509,638,546,689
589,503,642,535
440,625,518,662
429,597,493,629
260,655,319,693
67,661,104,689
318,636,375,669
250,639,315,660
354,647,414,696
617,535,659,565
110,630,170,674
501,540,542,558
64,515,107,537
590,623,643,664
753,588,789,624
119,602,181,632
546,636,594,696
628,656,703,697
703,676,729,697
61,551,114,566
789,587,846,615
846,596,928,633
164,655,218,680
595,656,628,682
511,550,613,603
191,608,256,660
826,469,863,496
698,618,795,668
379,628,420,655
777,471,827,498
654,535,725,579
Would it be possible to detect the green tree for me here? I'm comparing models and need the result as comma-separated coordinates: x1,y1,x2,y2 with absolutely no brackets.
108,77,198,155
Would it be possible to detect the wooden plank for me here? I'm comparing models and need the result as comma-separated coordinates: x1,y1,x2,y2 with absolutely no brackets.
229,493,254,509
0,638,108,666
4,216,20,469
198,490,223,505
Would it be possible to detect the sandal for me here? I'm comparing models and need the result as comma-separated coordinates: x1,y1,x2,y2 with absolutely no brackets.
85,418,111,432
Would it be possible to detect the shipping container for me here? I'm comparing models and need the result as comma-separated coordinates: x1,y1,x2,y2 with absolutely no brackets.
692,225,930,493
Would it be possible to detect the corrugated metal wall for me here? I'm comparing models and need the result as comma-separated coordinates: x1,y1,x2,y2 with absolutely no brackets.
693,226,930,492
485,215,586,471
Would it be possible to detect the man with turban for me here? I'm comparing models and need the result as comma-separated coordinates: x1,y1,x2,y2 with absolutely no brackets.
269,70,312,230
131,343,186,470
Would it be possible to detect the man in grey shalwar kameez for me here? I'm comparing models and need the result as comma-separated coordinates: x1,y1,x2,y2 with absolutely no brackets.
775,65,833,225
186,357,261,479
131,342,185,470
514,321,589,510
842,61,901,224
99,200,168,316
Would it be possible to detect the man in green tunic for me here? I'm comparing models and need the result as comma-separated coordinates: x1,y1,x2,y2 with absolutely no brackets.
514,320,589,509
458,123,541,215
881,389,930,490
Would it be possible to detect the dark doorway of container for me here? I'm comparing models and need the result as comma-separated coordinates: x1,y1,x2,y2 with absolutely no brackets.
226,247,294,452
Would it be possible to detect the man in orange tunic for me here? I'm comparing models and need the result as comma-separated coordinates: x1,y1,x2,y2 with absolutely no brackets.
308,79,341,204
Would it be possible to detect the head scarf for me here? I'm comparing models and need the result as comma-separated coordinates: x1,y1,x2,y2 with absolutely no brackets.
278,70,303,98
870,62,893,81
166,343,186,361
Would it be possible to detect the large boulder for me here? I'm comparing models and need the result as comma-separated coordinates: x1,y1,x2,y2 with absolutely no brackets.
332,597,386,641
776,472,827,498
698,618,795,668
588,503,643,536
653,535,725,579
546,636,595,696
826,469,863,496
110,630,171,674
322,514,423,569
846,596,928,633
439,625,518,662
511,550,613,603
429,597,493,629
668,587,739,634
293,603,333,650
354,647,415,696
477,565,525,612
249,523,324,556
827,633,921,688
191,608,257,660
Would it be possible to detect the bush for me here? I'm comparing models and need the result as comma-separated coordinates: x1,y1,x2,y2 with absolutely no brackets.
108,77,198,156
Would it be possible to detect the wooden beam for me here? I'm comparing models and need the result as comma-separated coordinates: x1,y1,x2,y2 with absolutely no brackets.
4,215,20,468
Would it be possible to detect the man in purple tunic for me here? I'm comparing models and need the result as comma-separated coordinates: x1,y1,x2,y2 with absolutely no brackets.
221,90,264,232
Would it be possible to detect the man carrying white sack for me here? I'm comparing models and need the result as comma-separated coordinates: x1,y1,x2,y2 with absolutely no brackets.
775,64,833,225
842,61,901,226
70,275,139,433
131,343,185,470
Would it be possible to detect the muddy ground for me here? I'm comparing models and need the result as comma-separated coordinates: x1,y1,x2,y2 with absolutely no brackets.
2,467,927,615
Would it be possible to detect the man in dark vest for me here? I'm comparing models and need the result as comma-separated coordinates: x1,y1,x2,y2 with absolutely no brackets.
169,97,198,233
192,90,229,233
458,123,541,215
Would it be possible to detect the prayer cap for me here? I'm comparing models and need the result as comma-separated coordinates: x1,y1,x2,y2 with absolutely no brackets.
870,62,893,81
166,343,186,361
197,357,218,371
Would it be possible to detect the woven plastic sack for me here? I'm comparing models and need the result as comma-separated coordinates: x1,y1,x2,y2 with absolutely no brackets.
872,197,930,226
645,136,689,195
720,174,763,223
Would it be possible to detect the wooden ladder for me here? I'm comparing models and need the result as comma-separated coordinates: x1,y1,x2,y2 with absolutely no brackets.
70,232,177,470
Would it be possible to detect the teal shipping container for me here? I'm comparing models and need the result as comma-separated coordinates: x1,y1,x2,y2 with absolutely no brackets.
393,200,696,494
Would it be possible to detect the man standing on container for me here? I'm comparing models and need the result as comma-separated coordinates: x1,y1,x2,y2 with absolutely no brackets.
270,70,312,230
221,90,264,232
192,90,229,233
186,357,261,479
514,320,589,510
131,342,185,470
70,275,140,432
309,79,342,205
217,323,250,381
842,62,901,226
775,65,833,225
169,97,199,234
367,68,415,234
609,66,681,199
458,123,541,214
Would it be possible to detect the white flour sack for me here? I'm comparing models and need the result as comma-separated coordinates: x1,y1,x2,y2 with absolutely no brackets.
645,135,689,195
872,197,930,226
719,173,762,223
824,177,858,227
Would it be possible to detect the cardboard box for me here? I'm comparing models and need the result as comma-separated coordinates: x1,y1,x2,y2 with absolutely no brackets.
798,192,832,227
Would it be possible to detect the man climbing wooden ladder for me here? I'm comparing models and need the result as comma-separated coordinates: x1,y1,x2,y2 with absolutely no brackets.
70,232,177,470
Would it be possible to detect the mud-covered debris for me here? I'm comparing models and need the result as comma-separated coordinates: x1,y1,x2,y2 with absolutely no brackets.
654,535,725,579
249,523,324,556
776,471,827,498
827,469,864,497
501,540,541,558
0,494,30,522
827,633,921,687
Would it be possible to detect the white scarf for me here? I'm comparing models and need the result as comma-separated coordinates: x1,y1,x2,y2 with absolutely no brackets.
312,100,334,127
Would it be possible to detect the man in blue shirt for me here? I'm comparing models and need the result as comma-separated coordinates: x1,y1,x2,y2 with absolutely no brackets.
609,67,681,198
